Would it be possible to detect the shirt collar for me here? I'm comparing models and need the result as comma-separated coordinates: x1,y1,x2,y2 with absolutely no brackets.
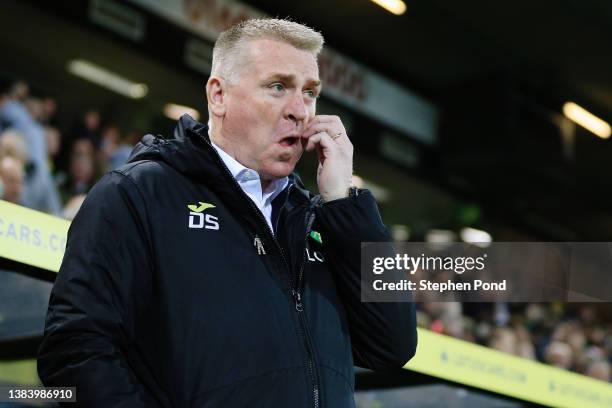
210,139,289,199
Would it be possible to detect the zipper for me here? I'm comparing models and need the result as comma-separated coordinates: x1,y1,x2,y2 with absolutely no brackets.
296,211,316,303
293,209,320,408
194,130,321,407
253,235,266,255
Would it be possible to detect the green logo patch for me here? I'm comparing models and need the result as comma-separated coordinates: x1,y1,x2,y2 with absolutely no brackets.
187,202,216,213
310,230,323,244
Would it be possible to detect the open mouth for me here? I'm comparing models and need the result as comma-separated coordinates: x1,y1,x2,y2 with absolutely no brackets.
279,136,300,147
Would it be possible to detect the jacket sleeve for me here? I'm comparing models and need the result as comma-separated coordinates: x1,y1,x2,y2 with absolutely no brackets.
37,171,158,407
315,190,417,370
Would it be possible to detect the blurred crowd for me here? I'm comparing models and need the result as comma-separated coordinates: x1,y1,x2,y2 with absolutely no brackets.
0,79,139,219
417,302,612,382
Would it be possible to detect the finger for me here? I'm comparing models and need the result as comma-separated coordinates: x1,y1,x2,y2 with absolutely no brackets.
302,123,345,139
308,115,339,124
305,131,337,153
305,132,323,152
306,131,340,166
303,115,342,133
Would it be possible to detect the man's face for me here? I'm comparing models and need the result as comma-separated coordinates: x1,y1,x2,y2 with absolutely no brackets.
215,39,320,180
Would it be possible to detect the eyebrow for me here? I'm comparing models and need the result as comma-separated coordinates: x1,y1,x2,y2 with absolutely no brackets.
264,73,321,90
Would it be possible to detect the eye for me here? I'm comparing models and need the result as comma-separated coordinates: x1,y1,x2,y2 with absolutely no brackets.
304,89,318,98
270,83,285,92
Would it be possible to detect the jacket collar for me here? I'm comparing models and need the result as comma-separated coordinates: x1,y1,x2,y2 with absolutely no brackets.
128,114,312,208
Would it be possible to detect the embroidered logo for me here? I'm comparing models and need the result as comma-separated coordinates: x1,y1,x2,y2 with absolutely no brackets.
187,202,219,230
310,230,323,245
188,202,216,213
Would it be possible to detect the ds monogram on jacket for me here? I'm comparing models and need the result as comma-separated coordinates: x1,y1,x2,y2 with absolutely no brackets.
187,202,219,230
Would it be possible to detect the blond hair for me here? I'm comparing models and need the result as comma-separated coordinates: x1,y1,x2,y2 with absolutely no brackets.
211,18,324,81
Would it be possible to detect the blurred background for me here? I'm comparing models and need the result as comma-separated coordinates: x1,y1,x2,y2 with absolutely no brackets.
1,0,611,406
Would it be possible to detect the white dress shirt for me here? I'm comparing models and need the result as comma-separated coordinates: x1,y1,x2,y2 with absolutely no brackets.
211,141,288,233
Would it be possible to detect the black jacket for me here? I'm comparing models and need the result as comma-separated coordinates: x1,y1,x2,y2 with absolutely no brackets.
38,115,417,407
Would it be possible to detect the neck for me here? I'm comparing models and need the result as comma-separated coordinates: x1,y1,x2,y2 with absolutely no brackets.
261,178,272,192
209,124,275,192
209,125,241,167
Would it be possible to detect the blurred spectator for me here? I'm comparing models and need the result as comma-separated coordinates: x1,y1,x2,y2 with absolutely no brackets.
72,137,95,158
44,125,61,172
99,124,121,170
63,194,86,221
71,109,101,147
40,96,57,124
25,96,45,122
525,303,548,327
544,341,574,370
586,360,611,382
0,156,25,204
109,132,137,169
0,82,62,215
84,110,100,134
416,309,431,329
98,125,140,171
0,130,28,206
58,139,96,203
0,129,28,163
494,302,511,326
489,327,517,355
514,326,536,360
0,83,46,168
7,80,29,102
566,325,587,355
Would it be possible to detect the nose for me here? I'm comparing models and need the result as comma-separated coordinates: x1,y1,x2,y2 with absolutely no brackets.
284,91,308,129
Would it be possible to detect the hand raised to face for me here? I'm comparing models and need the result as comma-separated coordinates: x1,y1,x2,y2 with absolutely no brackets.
301,115,354,202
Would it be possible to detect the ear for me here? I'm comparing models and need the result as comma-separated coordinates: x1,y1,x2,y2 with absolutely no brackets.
206,76,227,118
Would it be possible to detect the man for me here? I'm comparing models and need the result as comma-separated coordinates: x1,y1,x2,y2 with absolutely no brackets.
0,82,62,215
38,18,417,407
0,155,25,204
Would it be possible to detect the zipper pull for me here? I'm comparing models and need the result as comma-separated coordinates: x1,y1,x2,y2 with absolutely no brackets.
253,235,266,255
293,290,304,312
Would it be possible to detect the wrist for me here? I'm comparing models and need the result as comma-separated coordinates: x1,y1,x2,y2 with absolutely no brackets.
321,186,357,202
